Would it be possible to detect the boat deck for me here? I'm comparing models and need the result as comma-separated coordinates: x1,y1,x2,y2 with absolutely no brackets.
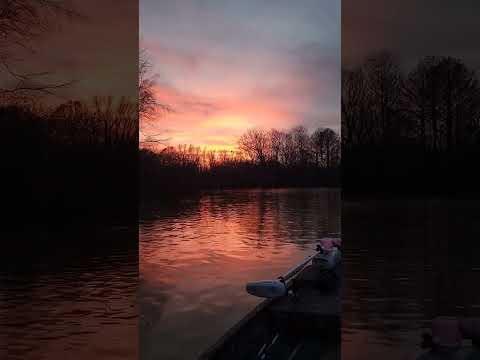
271,265,341,316
199,264,342,360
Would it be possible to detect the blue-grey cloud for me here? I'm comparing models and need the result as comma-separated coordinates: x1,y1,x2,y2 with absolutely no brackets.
140,0,340,146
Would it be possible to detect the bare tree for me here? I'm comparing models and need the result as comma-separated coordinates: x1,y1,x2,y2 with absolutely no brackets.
268,128,283,163
291,126,311,165
311,128,325,167
364,52,402,143
139,49,166,120
279,131,296,166
49,96,138,146
311,128,340,168
342,67,371,147
138,48,172,146
0,0,80,100
238,128,269,164
323,128,340,167
404,56,480,151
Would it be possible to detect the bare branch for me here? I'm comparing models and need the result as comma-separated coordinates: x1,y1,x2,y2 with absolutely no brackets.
0,0,81,100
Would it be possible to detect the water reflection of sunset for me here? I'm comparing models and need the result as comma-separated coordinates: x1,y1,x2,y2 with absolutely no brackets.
139,189,341,359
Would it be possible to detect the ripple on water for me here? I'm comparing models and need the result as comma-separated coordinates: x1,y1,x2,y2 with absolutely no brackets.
2,228,138,360
140,188,341,360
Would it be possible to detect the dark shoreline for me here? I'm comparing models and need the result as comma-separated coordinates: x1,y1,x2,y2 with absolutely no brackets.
140,184,341,208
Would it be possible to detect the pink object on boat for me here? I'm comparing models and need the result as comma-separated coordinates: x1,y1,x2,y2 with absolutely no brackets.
318,238,342,250
431,317,462,347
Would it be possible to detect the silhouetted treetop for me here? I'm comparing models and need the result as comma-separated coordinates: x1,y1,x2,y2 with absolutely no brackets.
140,126,340,197
342,53,480,194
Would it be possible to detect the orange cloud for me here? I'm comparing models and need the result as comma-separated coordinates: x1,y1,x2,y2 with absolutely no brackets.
142,81,301,149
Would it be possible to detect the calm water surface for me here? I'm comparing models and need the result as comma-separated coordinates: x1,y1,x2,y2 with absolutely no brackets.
4,190,477,360
342,197,480,360
141,189,480,360
1,227,137,360
140,188,341,360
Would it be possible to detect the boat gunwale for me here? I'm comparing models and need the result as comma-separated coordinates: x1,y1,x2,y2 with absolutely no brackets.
198,250,339,359
198,296,273,359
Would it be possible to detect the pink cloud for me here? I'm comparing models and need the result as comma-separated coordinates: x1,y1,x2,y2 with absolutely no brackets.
140,1,340,149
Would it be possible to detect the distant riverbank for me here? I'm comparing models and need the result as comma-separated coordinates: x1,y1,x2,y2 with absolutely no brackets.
140,162,340,205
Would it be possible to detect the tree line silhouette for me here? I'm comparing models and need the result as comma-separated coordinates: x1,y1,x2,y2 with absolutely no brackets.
140,126,340,203
0,1,140,225
342,53,480,195
2,97,138,225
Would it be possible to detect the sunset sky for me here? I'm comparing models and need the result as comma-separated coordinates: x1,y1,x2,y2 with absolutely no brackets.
140,0,340,150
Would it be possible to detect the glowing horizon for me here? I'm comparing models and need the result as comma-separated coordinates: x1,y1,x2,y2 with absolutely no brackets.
140,0,340,149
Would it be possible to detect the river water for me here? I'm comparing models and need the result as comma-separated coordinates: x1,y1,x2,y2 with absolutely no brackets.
140,188,340,359
1,227,138,360
140,188,341,359
140,189,480,360
2,189,478,360
342,197,480,359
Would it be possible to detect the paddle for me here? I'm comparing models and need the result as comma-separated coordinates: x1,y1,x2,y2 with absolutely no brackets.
246,239,342,299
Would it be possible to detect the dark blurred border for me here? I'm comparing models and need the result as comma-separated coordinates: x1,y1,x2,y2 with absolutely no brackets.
1,2,138,359
342,0,480,198
1,1,139,237
341,1,480,359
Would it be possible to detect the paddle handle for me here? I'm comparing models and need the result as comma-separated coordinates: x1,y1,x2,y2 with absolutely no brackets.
280,252,317,283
